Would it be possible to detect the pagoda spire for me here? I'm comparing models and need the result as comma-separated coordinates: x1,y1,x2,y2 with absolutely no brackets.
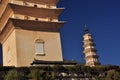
83,26,100,67
84,24,89,34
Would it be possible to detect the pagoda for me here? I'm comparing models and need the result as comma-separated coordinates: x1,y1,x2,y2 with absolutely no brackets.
83,26,100,67
0,0,65,67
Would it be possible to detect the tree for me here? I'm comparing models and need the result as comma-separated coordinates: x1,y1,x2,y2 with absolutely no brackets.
4,69,24,80
53,65,66,72
29,69,44,80
105,69,120,80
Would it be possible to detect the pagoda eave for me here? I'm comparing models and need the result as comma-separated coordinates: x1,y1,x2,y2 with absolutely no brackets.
83,43,96,48
0,4,13,32
0,0,9,17
10,18,65,32
18,0,59,5
9,3,64,18
85,55,99,60
0,20,14,44
0,18,65,43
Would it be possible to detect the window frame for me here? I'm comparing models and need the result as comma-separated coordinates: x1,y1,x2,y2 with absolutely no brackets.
35,39,45,56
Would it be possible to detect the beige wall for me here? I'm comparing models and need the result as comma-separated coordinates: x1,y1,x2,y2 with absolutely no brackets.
2,29,63,67
15,29,63,67
2,30,17,66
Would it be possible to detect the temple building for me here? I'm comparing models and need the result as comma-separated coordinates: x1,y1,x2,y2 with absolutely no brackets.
0,0,65,67
83,26,101,67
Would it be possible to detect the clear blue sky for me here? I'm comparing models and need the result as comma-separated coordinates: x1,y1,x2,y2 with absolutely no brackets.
58,0,120,66
0,0,120,66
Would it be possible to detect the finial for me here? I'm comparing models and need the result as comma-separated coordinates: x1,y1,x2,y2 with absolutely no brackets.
84,24,89,34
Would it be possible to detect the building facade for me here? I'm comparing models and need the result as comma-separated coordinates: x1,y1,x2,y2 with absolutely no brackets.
0,0,65,67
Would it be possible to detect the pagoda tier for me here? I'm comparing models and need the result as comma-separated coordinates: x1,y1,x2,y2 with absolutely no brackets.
85,55,99,60
10,3,64,18
83,43,96,48
0,18,65,43
0,3,64,32
19,0,59,5
0,0,59,17
83,48,97,54
87,62,100,66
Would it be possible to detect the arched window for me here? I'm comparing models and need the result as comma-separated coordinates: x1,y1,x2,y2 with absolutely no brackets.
35,39,45,55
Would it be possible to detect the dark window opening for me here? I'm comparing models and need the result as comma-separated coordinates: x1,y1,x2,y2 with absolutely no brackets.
35,18,38,21
34,5,37,7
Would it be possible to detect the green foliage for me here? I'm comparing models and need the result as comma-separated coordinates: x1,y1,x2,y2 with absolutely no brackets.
94,66,106,72
4,69,24,80
105,69,120,80
53,65,67,72
81,66,91,73
0,65,120,80
29,69,44,80
16,67,30,77
0,66,15,71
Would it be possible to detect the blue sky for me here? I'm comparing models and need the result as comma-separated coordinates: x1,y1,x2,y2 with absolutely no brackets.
58,0,120,66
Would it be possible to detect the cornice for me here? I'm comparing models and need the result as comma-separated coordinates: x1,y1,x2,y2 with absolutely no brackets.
9,3,64,18
18,0,59,5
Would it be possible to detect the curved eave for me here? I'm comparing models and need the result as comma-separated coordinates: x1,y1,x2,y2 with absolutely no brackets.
83,43,96,48
0,18,65,43
18,0,59,5
10,18,65,32
87,62,100,66
85,55,99,60
0,20,14,44
0,0,9,17
83,48,97,54
0,4,13,32
9,3,64,18
83,39,93,42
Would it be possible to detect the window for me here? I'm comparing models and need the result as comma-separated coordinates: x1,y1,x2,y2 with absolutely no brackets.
35,39,45,55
